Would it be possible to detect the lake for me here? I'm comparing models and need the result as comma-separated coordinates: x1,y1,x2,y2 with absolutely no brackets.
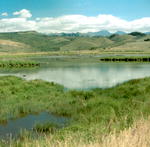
0,56,150,89
0,112,69,140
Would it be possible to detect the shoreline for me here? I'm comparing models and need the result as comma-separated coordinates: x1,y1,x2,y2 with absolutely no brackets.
1,50,150,58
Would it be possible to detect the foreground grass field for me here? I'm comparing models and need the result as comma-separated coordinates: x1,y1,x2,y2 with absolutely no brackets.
6,118,150,147
0,76,150,146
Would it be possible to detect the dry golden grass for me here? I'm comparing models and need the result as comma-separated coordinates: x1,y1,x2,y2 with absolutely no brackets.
108,41,150,52
1,50,150,58
0,39,31,52
99,118,150,147
57,119,150,147
0,39,27,47
12,118,150,147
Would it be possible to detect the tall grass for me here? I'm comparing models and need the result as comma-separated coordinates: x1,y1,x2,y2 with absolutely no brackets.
0,76,150,146
2,118,150,147
33,122,60,133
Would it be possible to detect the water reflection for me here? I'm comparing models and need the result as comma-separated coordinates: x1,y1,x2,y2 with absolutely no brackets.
0,61,150,89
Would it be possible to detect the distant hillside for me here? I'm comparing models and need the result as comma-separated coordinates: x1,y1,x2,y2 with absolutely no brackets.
0,39,31,52
107,33,150,52
60,37,113,51
0,31,72,52
0,31,150,53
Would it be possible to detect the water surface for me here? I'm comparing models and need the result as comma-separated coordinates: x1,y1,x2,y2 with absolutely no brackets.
0,112,68,140
0,56,150,89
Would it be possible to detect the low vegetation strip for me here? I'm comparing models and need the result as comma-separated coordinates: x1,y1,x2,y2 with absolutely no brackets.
100,56,150,62
16,118,149,147
9,119,150,147
0,60,40,68
0,76,150,146
1,51,150,59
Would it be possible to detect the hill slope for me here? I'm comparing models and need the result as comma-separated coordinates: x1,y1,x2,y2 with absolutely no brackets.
0,31,71,52
0,31,150,53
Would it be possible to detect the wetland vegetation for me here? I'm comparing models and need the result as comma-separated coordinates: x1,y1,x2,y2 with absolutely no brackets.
0,60,40,68
0,75,150,146
0,30,150,146
100,56,150,62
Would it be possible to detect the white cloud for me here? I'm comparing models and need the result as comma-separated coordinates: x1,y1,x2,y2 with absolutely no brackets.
0,9,150,33
13,9,32,18
0,18,36,32
36,14,150,33
1,12,8,16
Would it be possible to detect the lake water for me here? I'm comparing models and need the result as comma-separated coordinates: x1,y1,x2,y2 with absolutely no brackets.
0,56,150,89
0,112,69,140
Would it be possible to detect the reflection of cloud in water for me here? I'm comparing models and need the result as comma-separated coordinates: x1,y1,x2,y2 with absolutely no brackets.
0,63,150,89
25,64,150,89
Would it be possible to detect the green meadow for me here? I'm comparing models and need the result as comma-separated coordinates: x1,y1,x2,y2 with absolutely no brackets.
0,76,150,146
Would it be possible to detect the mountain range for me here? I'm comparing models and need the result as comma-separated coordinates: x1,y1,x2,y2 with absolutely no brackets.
49,30,149,37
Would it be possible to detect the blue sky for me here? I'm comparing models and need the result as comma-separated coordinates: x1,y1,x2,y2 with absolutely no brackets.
0,0,150,20
0,0,150,33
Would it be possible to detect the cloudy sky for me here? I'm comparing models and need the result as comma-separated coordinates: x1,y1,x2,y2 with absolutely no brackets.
0,0,150,33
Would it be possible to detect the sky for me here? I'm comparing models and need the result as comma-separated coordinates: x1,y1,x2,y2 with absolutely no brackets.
0,0,150,33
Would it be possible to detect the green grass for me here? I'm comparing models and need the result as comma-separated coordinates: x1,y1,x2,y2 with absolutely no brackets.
0,60,40,68
0,76,150,146
100,56,150,62
33,122,60,133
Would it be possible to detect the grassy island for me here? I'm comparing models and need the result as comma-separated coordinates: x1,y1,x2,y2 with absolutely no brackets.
0,60,40,68
100,56,150,62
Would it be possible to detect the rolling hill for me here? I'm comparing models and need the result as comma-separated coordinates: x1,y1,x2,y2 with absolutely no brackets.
0,31,150,53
